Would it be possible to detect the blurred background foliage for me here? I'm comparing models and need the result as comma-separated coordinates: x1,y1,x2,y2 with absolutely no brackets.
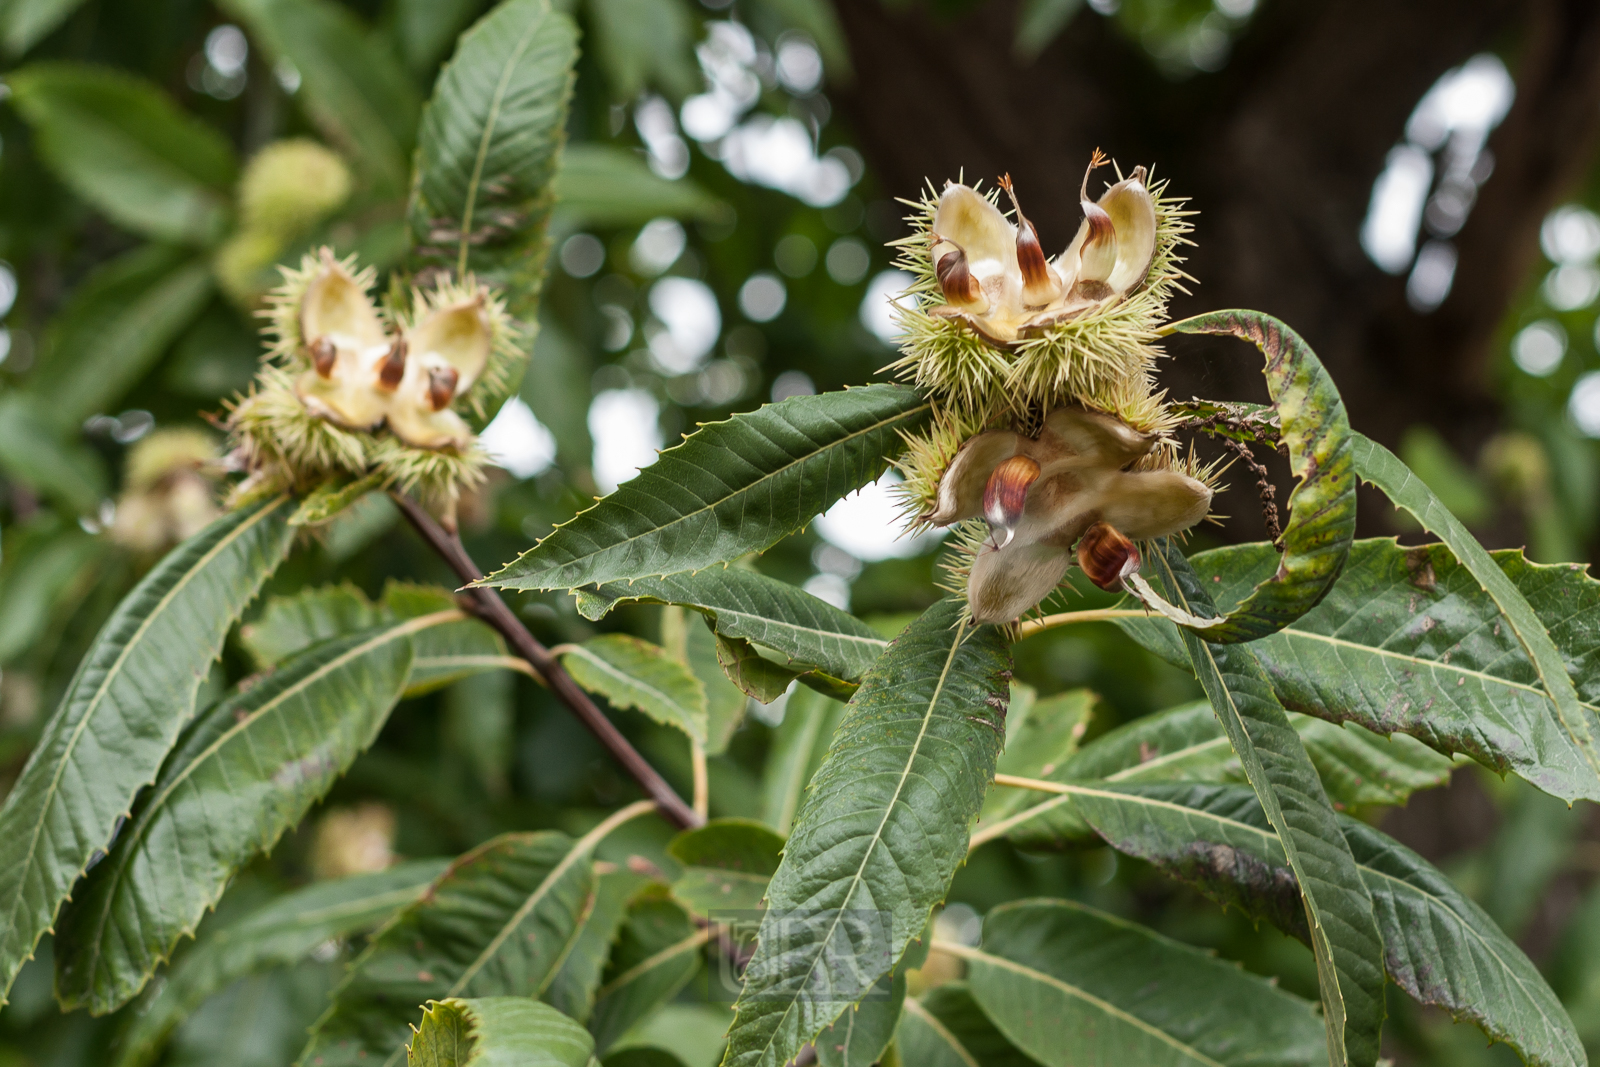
1,0,1599,1064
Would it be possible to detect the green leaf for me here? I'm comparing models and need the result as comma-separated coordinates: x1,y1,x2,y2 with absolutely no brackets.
7,63,235,242
1072,782,1584,1067
394,0,481,73
288,472,388,526
239,581,509,697
240,582,382,668
0,0,88,56
484,385,932,593
603,1050,692,1067
407,0,578,305
760,686,845,837
815,972,904,1067
54,609,467,1012
590,887,706,1055
560,634,709,744
585,0,698,101
985,700,1450,852
663,607,748,755
1132,311,1356,643
26,244,214,430
1353,434,1600,801
952,900,1327,1067
545,869,652,1024
1014,0,1082,58
667,819,783,917
408,997,594,1067
577,568,890,689
714,632,807,703
0,397,106,512
113,862,448,1067
1118,537,1600,803
0,517,105,663
723,598,1011,1067
220,0,420,193
1149,542,1383,1067
302,807,650,1067
0,495,294,1003
554,144,723,228
981,689,1094,822
896,983,1038,1067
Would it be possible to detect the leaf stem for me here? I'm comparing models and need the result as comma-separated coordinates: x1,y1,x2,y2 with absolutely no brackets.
1014,608,1149,638
390,492,702,829
691,742,709,820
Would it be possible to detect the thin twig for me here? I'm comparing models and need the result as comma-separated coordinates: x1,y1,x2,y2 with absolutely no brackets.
391,492,702,830
691,742,709,821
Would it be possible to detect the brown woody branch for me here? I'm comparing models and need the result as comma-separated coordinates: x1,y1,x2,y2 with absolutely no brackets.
391,492,702,830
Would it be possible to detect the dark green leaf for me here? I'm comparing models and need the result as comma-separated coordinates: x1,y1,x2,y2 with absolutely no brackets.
1354,434,1600,801
981,689,1093,822
667,819,782,917
0,517,105,663
603,1050,692,1067
586,0,697,101
0,496,294,1002
561,634,709,744
1072,782,1584,1067
545,869,652,1024
577,567,889,689
7,63,235,242
897,982,1039,1067
27,244,214,430
714,632,807,703
590,888,705,1055
815,972,904,1067
1014,0,1082,58
407,996,594,1067
483,385,932,593
985,699,1450,851
240,582,381,668
724,598,1011,1067
0,0,88,56
1133,310,1355,643
393,0,480,73
663,607,748,755
760,686,845,836
302,808,649,1067
0,394,107,512
221,0,419,192
1121,535,1600,804
407,0,577,308
554,144,723,228
955,899,1326,1066
1149,542,1383,1067
113,862,448,1067
54,610,464,1012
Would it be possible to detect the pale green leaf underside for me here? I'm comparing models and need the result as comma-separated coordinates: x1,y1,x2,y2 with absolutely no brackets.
561,634,709,744
1072,781,1583,1067
959,899,1326,1067
484,385,932,593
0,496,294,1003
723,598,1010,1067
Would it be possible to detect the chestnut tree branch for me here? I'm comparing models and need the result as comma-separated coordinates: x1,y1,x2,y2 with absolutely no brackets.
390,492,702,830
